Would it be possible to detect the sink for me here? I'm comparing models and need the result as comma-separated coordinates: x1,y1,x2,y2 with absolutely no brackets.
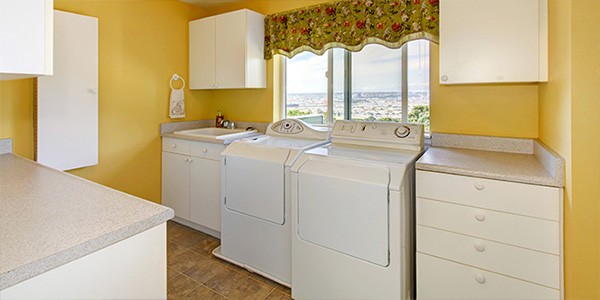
173,127,258,140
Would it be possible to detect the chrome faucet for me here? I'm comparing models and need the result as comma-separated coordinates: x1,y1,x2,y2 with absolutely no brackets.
221,119,235,129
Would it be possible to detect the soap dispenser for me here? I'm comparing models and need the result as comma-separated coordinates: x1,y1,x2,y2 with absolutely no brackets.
216,110,224,128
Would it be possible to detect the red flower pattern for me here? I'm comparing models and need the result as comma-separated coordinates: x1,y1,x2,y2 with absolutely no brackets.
263,0,439,59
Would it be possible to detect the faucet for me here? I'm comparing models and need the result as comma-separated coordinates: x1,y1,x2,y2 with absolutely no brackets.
221,119,235,129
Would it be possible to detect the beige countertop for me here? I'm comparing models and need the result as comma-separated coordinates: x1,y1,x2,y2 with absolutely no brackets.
416,133,564,188
0,154,173,290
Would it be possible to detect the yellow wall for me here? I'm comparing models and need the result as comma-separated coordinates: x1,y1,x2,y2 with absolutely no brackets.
539,0,600,298
0,79,34,159
201,1,540,138
0,0,209,203
568,0,600,298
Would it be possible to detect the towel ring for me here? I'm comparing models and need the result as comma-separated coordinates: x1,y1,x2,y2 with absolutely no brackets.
170,74,185,89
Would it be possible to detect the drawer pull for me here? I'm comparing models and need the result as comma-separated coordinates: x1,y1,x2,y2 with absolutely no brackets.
183,157,189,162
475,274,486,284
202,148,208,153
474,242,485,252
474,182,485,190
172,143,177,148
474,213,486,222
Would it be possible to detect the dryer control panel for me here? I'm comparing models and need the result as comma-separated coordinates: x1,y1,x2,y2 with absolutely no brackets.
331,120,424,151
267,119,331,140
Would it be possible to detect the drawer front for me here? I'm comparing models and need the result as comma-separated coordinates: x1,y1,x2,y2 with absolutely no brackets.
417,198,559,254
417,253,559,300
417,225,560,288
416,171,560,220
162,137,191,155
190,141,226,160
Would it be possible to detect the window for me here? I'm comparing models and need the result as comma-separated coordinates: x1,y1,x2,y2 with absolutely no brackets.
283,40,430,132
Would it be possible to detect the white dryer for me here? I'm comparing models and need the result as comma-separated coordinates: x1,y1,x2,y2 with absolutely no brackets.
290,120,424,300
215,119,330,286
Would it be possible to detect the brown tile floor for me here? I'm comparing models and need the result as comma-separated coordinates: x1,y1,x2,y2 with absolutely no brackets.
167,221,292,300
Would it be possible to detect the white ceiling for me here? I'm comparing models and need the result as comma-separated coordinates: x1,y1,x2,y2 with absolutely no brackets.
178,0,249,9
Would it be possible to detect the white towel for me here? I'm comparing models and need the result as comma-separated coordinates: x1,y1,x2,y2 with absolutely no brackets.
169,87,185,119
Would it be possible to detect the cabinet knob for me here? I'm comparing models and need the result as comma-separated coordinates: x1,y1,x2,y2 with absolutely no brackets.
189,158,193,163
474,242,485,252
441,75,449,82
183,157,188,162
475,274,486,284
172,143,177,148
202,148,208,153
474,213,486,222
214,83,219,88
474,182,485,190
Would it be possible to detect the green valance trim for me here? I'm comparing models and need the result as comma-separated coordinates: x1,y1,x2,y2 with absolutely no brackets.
264,0,439,60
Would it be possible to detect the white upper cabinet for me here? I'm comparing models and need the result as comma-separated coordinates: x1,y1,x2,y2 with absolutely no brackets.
189,9,266,90
0,0,53,80
439,0,548,84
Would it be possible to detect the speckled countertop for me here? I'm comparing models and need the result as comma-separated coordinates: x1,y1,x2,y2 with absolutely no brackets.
0,154,174,290
416,133,564,188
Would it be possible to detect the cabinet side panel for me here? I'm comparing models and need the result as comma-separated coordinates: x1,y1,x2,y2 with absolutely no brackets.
245,10,267,88
215,10,246,88
189,17,216,89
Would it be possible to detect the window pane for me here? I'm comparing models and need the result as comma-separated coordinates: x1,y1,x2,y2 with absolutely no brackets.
285,51,328,125
351,44,402,122
407,40,430,132
332,48,345,123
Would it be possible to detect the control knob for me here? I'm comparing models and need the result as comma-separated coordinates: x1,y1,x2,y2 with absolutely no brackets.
394,126,411,138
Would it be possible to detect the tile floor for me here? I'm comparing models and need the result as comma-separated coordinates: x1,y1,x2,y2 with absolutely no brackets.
167,221,292,300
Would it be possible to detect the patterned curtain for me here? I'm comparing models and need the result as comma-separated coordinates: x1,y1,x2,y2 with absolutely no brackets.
264,0,439,60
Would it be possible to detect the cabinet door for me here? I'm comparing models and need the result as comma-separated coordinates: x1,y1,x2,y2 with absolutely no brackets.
162,152,190,220
189,158,221,232
37,10,98,171
0,0,53,79
215,10,246,88
189,16,216,89
439,0,544,84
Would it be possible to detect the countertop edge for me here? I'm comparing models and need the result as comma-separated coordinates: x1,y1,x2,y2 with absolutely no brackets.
0,209,173,290
415,162,563,188
161,132,229,144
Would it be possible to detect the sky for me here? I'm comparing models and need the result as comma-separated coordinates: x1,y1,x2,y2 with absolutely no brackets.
286,40,430,94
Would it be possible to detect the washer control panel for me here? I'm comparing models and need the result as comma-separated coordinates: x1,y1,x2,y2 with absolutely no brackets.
332,120,424,149
267,118,331,140
270,119,305,134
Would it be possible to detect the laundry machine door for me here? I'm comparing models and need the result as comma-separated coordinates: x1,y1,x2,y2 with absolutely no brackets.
296,156,390,266
224,144,290,224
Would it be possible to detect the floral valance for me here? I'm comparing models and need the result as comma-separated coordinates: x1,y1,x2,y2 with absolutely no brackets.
264,0,439,60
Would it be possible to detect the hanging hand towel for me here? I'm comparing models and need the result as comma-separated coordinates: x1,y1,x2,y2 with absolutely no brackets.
169,86,185,119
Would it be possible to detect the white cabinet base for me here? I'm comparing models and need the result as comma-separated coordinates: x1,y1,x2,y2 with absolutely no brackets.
0,223,167,300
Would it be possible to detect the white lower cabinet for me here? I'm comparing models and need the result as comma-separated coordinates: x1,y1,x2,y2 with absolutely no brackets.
416,170,563,299
162,137,225,233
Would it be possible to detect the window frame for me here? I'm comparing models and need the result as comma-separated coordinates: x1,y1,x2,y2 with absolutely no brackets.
280,41,428,128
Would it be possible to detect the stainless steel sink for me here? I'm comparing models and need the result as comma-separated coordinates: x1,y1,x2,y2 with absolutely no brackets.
173,127,258,140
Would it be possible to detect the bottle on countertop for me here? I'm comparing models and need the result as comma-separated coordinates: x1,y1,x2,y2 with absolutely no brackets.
216,110,224,128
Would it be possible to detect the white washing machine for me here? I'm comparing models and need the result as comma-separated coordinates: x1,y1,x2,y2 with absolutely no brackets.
291,120,424,300
214,119,330,286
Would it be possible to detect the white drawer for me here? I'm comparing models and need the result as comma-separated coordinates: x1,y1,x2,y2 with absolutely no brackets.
417,253,559,300
417,198,559,254
416,171,560,220
190,141,225,161
162,137,191,155
417,225,560,288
